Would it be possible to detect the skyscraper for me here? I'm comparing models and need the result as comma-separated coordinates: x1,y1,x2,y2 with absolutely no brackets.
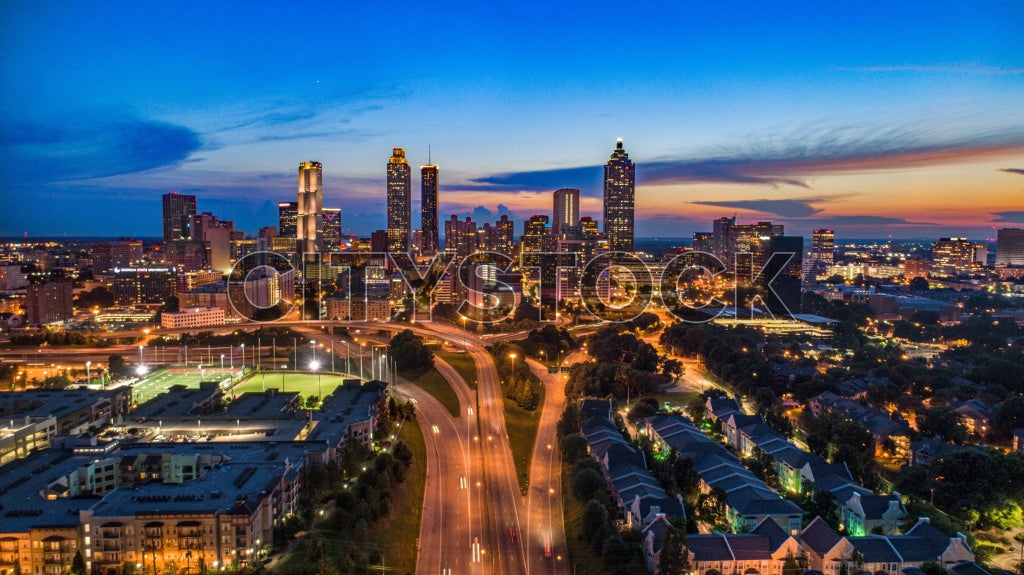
278,201,298,237
322,208,342,251
297,161,323,256
553,188,580,237
931,237,980,278
811,229,835,266
26,282,73,326
387,148,412,253
762,236,803,317
162,192,196,243
603,139,635,253
421,163,439,255
996,228,1024,266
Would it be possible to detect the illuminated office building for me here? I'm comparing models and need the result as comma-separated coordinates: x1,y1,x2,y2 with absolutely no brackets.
553,188,580,237
387,148,412,253
421,164,439,255
603,139,635,253
297,161,323,256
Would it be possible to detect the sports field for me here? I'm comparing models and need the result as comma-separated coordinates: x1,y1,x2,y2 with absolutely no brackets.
230,371,355,401
132,366,244,404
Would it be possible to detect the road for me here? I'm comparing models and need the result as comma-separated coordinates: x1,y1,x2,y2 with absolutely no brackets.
523,353,581,575
5,318,576,575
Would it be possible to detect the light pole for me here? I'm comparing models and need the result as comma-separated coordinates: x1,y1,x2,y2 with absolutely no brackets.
460,315,467,350
86,361,91,386
139,345,145,374
220,354,225,369
311,360,322,400
240,343,245,369
341,340,350,376
509,353,516,379
360,342,366,380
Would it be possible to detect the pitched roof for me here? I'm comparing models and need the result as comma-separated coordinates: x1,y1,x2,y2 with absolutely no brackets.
950,563,991,575
904,518,948,539
751,516,789,552
847,536,901,563
801,516,841,555
856,494,905,520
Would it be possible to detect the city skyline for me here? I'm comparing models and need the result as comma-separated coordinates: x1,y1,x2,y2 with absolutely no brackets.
1,2,1023,239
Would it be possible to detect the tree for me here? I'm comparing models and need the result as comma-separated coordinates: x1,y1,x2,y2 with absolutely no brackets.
389,330,434,371
71,551,87,575
514,379,537,409
108,354,127,377
581,499,609,541
572,467,606,501
628,397,660,424
917,406,968,444
658,530,688,575
557,403,581,438
560,433,589,463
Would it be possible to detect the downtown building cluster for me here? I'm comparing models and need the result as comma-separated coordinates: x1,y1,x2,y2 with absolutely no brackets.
0,379,388,575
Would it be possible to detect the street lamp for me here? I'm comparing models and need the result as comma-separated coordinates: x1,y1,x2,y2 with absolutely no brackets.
341,340,350,376
240,343,245,369
310,360,322,399
460,315,467,350
360,342,366,380
86,361,91,386
220,354,225,369
509,353,516,376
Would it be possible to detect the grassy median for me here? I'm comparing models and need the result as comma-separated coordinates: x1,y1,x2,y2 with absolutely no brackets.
436,350,477,389
400,366,461,418
367,421,427,574
502,383,545,495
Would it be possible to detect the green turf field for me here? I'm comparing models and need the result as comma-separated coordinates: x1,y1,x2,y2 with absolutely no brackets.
132,366,243,403
230,371,353,401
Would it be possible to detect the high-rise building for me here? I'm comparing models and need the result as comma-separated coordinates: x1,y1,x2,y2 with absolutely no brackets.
996,228,1024,266
322,208,342,251
25,282,73,326
92,240,143,275
162,192,196,243
387,148,412,253
297,162,323,256
192,212,234,274
931,237,980,278
712,216,736,263
112,266,177,306
762,236,803,317
811,230,835,266
0,264,28,291
278,202,298,237
553,188,580,237
421,164,439,255
603,139,635,253
692,232,714,255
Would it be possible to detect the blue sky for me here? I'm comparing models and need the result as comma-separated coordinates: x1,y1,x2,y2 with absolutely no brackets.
2,1,1023,239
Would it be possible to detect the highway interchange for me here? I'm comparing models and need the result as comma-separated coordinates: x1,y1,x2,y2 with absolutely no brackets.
0,319,575,575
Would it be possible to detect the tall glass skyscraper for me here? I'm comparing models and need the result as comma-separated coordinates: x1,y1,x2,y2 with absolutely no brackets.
603,139,635,253
421,163,439,255
162,192,196,243
387,148,412,253
553,188,579,237
297,161,323,256
278,201,298,237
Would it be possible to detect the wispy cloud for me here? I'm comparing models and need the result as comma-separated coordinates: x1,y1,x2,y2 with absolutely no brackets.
999,168,1024,176
845,63,1024,75
991,211,1024,224
691,198,825,218
799,215,939,226
469,123,1024,191
0,114,202,184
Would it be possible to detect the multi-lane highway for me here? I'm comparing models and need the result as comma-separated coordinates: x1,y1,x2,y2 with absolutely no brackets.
3,318,575,575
